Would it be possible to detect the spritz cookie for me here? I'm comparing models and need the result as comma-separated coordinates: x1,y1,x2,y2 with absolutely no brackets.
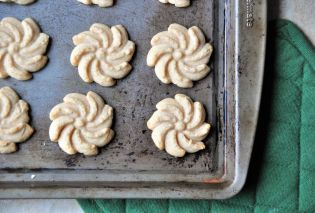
0,87,34,154
0,17,49,80
147,94,211,157
147,24,213,88
49,91,114,156
77,0,113,7
71,23,135,87
158,0,190,7
0,0,35,5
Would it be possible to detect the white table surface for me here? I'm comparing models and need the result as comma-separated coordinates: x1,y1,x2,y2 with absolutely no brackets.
0,1,314,213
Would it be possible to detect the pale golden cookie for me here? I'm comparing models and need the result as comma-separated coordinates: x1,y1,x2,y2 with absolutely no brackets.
71,23,135,87
147,24,213,88
77,0,113,8
158,0,190,7
49,91,114,156
0,17,49,80
0,87,34,154
147,94,211,157
0,0,35,5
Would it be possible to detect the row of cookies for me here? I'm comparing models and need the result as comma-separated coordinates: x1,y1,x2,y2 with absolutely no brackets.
0,87,211,157
0,1,213,157
1,0,191,8
0,17,213,88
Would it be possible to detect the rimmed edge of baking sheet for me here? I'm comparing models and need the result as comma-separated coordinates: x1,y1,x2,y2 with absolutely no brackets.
0,0,266,199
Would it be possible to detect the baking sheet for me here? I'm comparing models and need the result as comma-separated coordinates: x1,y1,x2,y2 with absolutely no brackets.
0,0,268,199
0,0,218,173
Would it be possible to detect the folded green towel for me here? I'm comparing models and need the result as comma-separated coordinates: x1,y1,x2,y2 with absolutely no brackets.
78,20,315,213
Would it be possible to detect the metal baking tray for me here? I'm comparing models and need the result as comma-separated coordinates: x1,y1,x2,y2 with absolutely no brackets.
0,0,266,199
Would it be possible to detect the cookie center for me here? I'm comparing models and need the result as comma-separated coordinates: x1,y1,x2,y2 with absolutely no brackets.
8,43,19,54
173,50,184,61
175,121,186,131
96,48,107,60
74,118,86,128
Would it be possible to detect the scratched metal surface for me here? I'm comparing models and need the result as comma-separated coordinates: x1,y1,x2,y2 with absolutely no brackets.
0,0,267,199
0,0,217,173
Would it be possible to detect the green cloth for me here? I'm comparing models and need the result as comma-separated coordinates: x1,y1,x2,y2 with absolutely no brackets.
78,20,315,213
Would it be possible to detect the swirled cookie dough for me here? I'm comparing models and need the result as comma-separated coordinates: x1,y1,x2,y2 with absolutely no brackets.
0,0,35,4
49,91,115,156
147,24,213,88
71,23,135,87
0,87,34,154
147,94,211,157
77,0,113,7
158,0,190,7
0,17,49,80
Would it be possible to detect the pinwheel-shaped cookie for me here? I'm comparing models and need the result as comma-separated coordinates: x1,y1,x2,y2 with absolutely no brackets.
147,24,213,88
147,94,211,157
77,0,113,7
0,17,49,80
0,0,35,4
71,23,135,87
49,91,114,156
158,0,190,7
0,87,34,154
